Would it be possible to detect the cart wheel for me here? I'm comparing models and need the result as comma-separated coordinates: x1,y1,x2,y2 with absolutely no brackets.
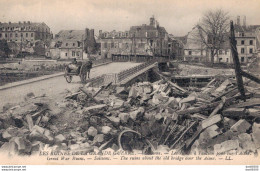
65,75,73,83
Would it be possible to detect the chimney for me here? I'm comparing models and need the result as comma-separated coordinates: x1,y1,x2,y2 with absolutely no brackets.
237,16,240,26
8,22,11,25
85,28,90,39
150,16,155,27
90,29,94,38
19,21,21,25
99,30,102,37
243,16,246,27
28,21,30,24
23,21,26,24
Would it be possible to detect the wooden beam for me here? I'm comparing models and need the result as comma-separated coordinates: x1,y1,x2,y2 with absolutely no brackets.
154,70,187,93
241,70,260,84
229,21,246,100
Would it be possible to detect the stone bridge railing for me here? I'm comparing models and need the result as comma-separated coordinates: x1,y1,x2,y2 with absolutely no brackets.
112,54,171,63
86,60,157,87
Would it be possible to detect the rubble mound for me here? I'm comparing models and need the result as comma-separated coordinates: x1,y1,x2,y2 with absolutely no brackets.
0,78,260,156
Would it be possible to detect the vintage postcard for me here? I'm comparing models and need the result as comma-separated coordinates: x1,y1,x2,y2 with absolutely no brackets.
0,0,259,166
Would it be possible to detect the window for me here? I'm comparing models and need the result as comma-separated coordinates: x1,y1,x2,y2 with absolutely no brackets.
73,43,75,46
16,33,18,37
241,40,244,45
104,42,107,48
26,33,28,37
189,51,192,55
111,42,114,48
250,40,253,45
10,33,12,37
241,48,245,54
5,33,7,38
241,33,244,37
72,51,75,56
31,33,33,37
225,50,228,55
226,58,229,62
21,33,23,37
66,43,68,46
0,33,1,38
249,48,253,54
77,51,80,56
219,50,222,55
241,57,245,62
65,53,67,56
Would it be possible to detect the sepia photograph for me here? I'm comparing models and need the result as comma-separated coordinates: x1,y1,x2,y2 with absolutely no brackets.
0,0,259,167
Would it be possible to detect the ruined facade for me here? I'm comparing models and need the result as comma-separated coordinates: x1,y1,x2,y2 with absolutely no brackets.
99,16,174,59
49,29,97,59
0,21,52,57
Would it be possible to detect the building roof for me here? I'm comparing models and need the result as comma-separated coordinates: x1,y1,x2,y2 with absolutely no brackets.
55,30,85,40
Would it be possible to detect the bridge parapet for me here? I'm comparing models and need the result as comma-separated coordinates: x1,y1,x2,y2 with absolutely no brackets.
85,61,158,87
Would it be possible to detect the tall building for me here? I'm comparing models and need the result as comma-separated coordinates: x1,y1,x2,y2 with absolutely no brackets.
0,21,52,43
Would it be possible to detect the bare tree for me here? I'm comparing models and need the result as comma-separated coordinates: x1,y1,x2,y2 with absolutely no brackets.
194,9,230,64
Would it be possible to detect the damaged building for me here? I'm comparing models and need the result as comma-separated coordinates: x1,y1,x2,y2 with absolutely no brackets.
48,29,97,59
99,16,183,59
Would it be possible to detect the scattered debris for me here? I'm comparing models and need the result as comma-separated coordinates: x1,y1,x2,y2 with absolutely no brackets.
0,74,260,156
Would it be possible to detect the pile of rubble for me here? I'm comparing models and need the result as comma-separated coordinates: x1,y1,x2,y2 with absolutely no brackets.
0,75,260,156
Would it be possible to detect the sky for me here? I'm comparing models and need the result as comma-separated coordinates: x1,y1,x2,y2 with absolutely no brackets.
0,0,260,36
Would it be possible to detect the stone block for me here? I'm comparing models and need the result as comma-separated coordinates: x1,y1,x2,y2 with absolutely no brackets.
2,127,20,140
55,134,66,143
201,114,222,129
223,117,236,129
130,107,145,120
87,126,98,137
108,116,120,125
128,86,138,98
118,113,130,123
101,126,112,135
32,125,45,134
10,137,32,153
214,139,239,153
94,134,104,143
199,124,221,142
84,104,107,113
230,119,251,133
29,129,49,144
179,96,196,104
252,122,260,149
238,133,256,151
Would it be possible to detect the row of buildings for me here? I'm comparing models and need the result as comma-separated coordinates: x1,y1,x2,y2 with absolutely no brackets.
0,16,184,60
183,16,260,64
1,16,259,64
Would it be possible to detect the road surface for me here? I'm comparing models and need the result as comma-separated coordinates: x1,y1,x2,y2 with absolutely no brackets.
0,62,140,110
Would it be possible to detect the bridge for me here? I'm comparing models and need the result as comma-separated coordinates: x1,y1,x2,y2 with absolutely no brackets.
0,55,168,109
0,55,235,110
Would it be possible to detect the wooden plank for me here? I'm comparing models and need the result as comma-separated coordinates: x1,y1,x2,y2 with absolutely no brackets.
176,93,253,116
79,87,101,104
154,70,187,93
